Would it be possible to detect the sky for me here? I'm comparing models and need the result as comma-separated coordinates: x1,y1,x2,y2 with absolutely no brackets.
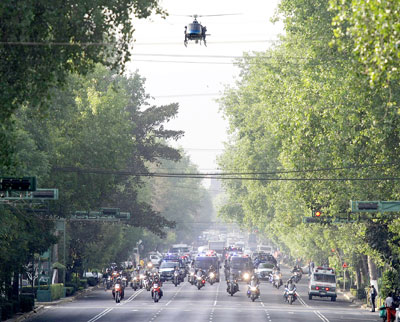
127,0,284,173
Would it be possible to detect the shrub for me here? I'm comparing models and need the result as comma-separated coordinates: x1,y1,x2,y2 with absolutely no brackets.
65,287,75,297
87,277,97,287
65,282,78,293
1,302,13,320
50,284,64,301
79,279,88,289
20,294,35,313
380,270,400,299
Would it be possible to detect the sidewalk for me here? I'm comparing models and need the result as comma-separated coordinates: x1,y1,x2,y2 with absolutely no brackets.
6,285,99,322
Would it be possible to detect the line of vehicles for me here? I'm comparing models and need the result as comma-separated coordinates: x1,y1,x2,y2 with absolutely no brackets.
101,242,338,305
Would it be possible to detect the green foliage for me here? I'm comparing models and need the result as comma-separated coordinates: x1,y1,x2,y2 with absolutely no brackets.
218,0,400,294
50,283,64,301
65,287,75,297
19,294,35,313
330,0,400,87
0,0,167,169
380,270,400,299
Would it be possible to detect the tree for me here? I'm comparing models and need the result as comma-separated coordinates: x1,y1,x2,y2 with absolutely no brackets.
0,0,167,169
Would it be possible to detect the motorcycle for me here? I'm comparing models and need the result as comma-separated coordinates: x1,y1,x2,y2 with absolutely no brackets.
293,271,302,283
208,271,216,285
284,285,297,305
152,283,162,303
188,271,196,285
273,273,283,289
227,279,239,296
131,275,140,291
143,276,151,291
196,275,206,290
173,271,180,287
247,282,260,302
112,283,124,303
105,276,112,290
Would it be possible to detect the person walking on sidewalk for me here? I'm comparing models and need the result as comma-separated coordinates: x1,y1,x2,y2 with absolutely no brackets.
369,285,377,312
385,292,396,322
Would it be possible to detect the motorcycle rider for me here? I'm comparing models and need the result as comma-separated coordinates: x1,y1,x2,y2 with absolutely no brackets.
284,278,296,301
113,277,125,299
151,275,163,299
248,275,260,297
226,271,239,292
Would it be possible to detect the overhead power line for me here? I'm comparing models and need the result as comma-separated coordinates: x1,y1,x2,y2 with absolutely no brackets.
53,161,400,181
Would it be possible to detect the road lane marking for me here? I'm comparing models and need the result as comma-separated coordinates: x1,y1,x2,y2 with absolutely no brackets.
260,301,265,307
87,307,113,322
124,288,145,304
314,310,330,322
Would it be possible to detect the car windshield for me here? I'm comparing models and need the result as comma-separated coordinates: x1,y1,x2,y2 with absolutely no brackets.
231,258,250,270
195,257,217,270
314,274,336,283
160,262,177,269
258,263,274,269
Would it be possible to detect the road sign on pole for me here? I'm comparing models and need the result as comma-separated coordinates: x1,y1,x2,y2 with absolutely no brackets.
350,200,400,212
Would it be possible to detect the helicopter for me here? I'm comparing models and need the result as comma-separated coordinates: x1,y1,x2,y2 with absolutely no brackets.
183,14,240,47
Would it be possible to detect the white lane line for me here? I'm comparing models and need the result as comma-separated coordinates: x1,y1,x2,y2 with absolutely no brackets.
124,288,145,304
87,307,113,322
297,294,310,308
314,310,330,322
260,301,265,307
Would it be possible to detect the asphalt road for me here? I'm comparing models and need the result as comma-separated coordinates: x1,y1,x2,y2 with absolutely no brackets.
26,268,381,322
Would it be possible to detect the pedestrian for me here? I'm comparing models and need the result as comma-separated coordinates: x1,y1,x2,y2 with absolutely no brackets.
369,285,377,312
385,292,396,322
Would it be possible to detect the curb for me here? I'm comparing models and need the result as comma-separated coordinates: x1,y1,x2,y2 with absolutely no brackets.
7,285,99,321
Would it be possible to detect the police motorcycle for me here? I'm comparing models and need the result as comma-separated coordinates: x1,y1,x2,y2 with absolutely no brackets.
207,266,217,285
247,276,260,302
112,278,125,303
188,267,196,285
195,269,206,290
226,273,239,296
272,268,283,289
173,268,181,287
131,271,141,290
284,279,297,305
291,266,302,283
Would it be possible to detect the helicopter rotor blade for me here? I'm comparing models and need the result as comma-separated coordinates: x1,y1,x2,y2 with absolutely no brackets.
196,13,242,17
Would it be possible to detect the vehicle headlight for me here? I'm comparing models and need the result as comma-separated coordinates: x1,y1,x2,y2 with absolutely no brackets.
190,272,195,276
140,274,145,279
250,287,257,291
210,272,215,278
243,273,250,280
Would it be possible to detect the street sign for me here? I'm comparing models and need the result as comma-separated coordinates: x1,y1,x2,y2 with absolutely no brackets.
0,177,37,191
32,189,58,200
350,200,400,212
302,217,332,224
342,262,348,268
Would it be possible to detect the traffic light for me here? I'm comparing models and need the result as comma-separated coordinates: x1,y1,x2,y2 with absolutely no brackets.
0,177,37,191
312,209,322,217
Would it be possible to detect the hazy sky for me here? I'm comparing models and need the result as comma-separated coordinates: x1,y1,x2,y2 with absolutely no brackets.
127,0,283,172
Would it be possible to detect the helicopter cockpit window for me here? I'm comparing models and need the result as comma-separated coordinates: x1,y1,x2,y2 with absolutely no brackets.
188,23,201,34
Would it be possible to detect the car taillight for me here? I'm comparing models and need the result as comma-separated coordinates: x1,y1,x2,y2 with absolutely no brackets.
316,286,320,290
325,287,329,291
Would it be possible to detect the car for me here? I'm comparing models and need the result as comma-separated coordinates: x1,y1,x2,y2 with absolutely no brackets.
308,266,337,301
159,261,180,281
149,254,162,267
255,262,275,280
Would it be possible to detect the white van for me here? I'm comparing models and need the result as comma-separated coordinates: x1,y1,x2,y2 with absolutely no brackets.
308,266,337,301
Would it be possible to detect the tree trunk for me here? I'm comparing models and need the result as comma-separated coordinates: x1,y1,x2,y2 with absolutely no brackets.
368,255,379,294
355,257,362,290
361,254,369,285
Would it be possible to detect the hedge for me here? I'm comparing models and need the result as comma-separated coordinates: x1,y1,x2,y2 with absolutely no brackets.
65,287,75,297
20,294,35,313
50,284,64,301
